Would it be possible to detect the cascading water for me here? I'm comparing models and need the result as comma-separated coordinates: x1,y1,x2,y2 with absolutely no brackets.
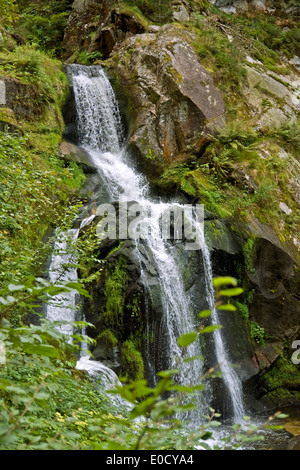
199,227,245,422
47,63,245,425
46,214,95,338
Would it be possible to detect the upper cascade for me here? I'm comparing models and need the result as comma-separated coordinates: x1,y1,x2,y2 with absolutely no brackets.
67,64,124,154
61,64,246,422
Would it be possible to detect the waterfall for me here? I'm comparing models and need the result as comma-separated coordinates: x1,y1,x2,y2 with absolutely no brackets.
47,64,245,424
46,214,95,337
201,235,245,422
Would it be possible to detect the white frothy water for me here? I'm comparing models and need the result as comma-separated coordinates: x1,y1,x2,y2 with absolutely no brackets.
46,63,245,424
46,215,94,337
201,232,245,422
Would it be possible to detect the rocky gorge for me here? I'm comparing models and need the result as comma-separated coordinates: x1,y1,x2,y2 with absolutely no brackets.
58,0,300,412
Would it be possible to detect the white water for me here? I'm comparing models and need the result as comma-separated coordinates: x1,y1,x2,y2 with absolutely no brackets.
201,235,245,423
47,64,245,424
46,214,94,338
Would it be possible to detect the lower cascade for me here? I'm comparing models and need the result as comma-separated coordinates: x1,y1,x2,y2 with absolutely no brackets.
46,64,245,425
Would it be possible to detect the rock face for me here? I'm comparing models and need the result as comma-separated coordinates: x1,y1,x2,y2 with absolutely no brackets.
209,0,300,17
106,25,225,179
64,1,148,61
242,65,300,130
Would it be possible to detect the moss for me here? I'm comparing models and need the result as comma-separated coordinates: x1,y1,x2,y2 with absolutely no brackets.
122,0,173,24
261,357,300,394
146,147,158,161
118,5,149,31
0,107,18,127
105,241,125,259
103,256,128,329
120,340,144,381
243,237,257,275
97,329,118,348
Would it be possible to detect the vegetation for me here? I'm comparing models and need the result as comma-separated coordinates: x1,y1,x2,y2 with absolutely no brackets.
0,0,299,451
0,276,287,449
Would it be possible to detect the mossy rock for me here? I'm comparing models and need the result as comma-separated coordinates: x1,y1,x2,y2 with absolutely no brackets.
120,340,144,381
205,219,242,254
0,107,18,128
260,356,300,392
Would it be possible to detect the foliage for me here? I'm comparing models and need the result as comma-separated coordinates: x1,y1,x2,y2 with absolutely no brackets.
123,0,173,24
249,321,266,345
199,122,260,181
0,275,287,449
17,0,73,58
192,17,247,95
264,121,300,155
243,237,256,275
0,132,85,319
77,51,103,65
0,44,68,113
103,256,128,329
228,12,300,60
0,0,18,26
236,302,266,345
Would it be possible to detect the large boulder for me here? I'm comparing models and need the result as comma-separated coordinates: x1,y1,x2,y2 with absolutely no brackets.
106,24,225,180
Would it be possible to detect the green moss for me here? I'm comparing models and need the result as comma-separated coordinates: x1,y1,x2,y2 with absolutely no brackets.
118,5,149,30
261,357,300,393
122,0,173,24
243,237,257,275
105,241,125,259
126,293,142,319
97,329,118,348
120,340,144,381
103,256,128,329
0,108,18,127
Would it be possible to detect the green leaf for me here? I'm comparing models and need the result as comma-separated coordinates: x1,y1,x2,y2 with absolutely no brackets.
65,282,89,297
157,369,180,378
129,396,157,419
213,277,238,288
183,355,204,363
275,413,289,419
216,304,236,311
199,309,212,318
200,325,222,334
21,342,60,358
0,378,12,390
200,431,213,441
219,288,243,297
177,332,198,347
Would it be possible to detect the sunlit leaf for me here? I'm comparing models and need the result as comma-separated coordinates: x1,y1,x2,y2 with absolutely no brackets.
177,332,198,347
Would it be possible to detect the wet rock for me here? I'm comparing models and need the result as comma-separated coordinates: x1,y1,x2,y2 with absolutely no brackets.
59,140,98,173
107,24,225,179
275,436,300,450
64,2,147,61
